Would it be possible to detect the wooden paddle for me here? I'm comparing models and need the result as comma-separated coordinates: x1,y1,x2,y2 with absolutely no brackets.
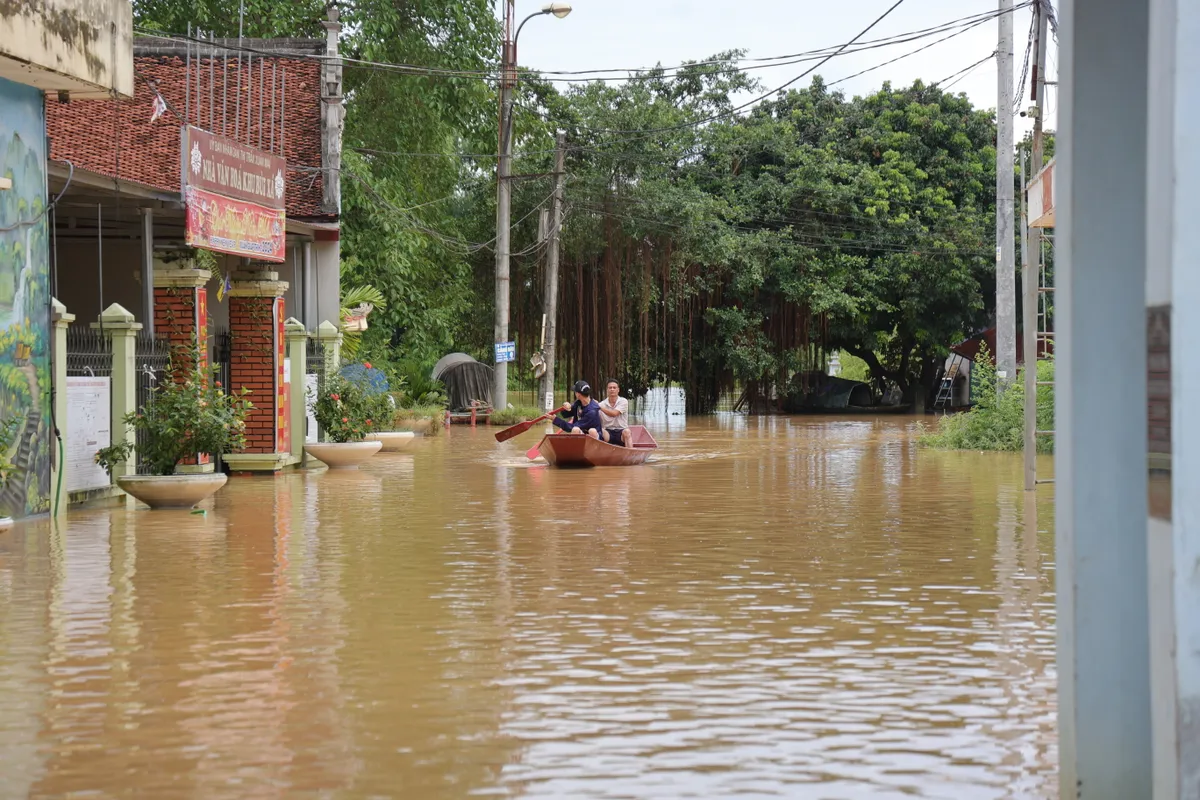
494,410,554,443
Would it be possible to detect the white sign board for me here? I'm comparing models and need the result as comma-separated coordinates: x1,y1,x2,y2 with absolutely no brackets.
305,373,319,444
66,377,111,493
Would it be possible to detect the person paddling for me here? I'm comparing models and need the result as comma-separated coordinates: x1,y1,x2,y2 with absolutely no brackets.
599,379,631,447
553,380,603,439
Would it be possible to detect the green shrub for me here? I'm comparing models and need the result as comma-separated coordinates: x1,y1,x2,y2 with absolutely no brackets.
392,405,446,436
921,345,1055,454
311,368,393,443
488,405,544,426
837,351,873,383
95,355,253,476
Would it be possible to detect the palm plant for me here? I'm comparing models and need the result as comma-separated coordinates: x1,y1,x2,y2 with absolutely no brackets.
340,284,386,359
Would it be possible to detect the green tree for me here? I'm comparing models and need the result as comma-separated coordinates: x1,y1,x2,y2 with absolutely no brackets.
133,0,326,36
710,79,997,405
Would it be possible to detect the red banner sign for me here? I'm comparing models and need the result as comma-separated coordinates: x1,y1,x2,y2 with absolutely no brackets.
275,297,289,454
185,186,286,262
182,125,286,210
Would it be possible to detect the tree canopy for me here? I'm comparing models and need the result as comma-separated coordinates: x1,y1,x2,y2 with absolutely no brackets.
133,1,1013,410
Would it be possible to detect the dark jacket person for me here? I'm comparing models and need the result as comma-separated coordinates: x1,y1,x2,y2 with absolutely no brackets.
553,380,603,438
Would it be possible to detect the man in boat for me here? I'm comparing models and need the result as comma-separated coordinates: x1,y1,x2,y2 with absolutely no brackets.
553,380,603,438
599,379,631,447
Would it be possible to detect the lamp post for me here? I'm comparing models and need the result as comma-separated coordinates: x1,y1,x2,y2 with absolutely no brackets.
494,1,571,412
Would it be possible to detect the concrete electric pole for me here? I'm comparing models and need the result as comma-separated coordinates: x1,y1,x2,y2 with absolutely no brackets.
493,0,516,411
493,2,572,412
1022,0,1050,489
539,132,566,411
995,0,1017,389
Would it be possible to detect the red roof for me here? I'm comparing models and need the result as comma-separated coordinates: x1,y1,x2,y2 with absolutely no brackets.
47,44,332,221
952,326,1054,364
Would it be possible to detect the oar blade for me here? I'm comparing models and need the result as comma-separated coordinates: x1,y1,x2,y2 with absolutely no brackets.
494,411,552,443
525,443,542,460
494,418,533,442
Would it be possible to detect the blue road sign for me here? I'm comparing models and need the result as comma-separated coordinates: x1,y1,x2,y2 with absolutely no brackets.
494,341,516,363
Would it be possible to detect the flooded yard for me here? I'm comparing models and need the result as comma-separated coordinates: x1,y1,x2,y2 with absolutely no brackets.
0,416,1057,799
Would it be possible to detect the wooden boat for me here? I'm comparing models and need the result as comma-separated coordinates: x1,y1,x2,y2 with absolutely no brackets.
793,403,913,415
536,426,658,467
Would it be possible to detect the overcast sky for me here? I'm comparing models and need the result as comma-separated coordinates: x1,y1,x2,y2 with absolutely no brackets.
509,0,1057,139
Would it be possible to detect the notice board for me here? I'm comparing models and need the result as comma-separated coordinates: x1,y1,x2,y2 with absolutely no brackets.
66,377,111,493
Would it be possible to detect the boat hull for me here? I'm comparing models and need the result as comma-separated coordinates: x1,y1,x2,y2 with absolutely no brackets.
536,425,657,467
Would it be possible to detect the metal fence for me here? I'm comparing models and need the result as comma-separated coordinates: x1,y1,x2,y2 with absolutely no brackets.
133,332,171,475
306,337,327,391
65,327,113,378
306,337,327,443
210,329,231,392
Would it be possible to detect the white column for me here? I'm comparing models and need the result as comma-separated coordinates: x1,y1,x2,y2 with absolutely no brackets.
1171,0,1200,794
1057,0,1152,796
1147,0,1178,794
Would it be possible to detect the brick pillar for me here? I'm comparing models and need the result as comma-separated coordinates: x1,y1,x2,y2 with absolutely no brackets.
228,270,289,459
153,266,210,371
1148,305,1171,471
154,265,211,469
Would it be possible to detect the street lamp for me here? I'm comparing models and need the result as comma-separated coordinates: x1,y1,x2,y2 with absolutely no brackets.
493,2,571,412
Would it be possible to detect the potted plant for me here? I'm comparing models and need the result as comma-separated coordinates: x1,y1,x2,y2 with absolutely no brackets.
94,355,253,509
0,415,20,530
306,363,391,468
342,361,416,452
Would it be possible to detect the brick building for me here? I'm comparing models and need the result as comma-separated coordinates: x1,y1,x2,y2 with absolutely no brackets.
45,21,344,471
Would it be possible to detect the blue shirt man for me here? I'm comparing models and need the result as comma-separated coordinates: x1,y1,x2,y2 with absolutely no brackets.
553,380,603,438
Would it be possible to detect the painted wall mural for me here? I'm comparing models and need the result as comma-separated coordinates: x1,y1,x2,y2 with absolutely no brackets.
0,77,52,517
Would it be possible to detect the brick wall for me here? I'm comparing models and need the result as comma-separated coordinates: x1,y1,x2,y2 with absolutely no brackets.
230,296,278,454
47,49,331,221
153,286,199,370
1148,305,1171,459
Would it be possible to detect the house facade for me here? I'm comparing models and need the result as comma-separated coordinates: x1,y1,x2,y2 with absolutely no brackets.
0,0,134,518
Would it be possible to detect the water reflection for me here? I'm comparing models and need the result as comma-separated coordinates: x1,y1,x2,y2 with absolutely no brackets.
0,417,1057,798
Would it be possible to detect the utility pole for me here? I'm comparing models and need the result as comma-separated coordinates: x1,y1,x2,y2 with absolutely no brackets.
494,0,516,411
1021,152,1036,490
995,0,1017,390
1023,0,1049,490
1031,0,1048,171
540,132,566,411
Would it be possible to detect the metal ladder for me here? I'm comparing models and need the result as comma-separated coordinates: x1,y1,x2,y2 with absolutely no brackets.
934,355,963,410
1033,232,1055,484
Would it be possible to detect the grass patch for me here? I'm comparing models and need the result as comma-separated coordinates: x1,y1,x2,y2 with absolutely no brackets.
488,406,545,426
920,346,1054,453
391,405,446,436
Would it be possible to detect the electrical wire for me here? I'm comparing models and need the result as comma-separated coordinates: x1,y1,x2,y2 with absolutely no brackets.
938,53,996,91
131,5,1029,85
523,0,913,138
0,159,75,232
828,15,992,88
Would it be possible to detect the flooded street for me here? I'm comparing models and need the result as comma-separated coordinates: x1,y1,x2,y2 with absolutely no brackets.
0,417,1057,799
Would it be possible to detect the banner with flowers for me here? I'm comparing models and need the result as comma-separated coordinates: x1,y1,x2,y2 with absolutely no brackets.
185,186,286,262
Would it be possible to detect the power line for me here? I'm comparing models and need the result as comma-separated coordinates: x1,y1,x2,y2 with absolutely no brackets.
132,5,1029,86
827,15,992,88
534,0,913,138
938,53,996,91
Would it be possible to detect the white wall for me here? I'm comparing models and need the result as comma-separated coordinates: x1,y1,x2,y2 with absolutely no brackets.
313,239,340,328
0,0,133,98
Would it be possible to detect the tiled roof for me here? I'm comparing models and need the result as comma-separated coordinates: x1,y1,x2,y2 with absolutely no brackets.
47,45,333,221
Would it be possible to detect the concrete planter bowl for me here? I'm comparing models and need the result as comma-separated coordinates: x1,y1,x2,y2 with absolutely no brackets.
305,440,383,469
117,474,228,510
365,431,417,452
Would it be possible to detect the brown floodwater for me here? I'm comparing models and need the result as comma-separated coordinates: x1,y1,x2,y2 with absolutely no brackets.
0,416,1057,799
